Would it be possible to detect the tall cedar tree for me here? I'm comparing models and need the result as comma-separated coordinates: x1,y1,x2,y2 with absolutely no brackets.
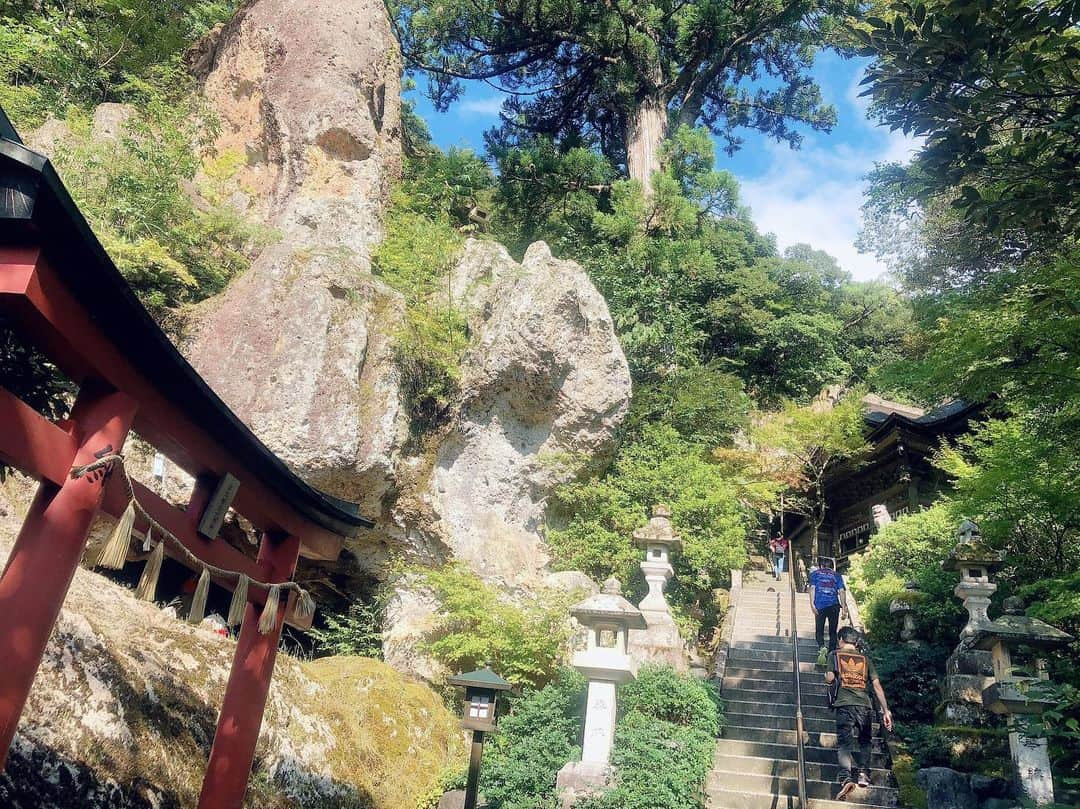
392,0,845,190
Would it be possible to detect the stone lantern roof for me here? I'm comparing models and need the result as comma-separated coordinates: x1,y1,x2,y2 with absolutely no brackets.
570,577,647,629
971,615,1074,652
632,505,684,552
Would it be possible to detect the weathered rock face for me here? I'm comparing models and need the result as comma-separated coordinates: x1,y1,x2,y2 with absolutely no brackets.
419,240,632,583
185,0,408,515
0,479,463,808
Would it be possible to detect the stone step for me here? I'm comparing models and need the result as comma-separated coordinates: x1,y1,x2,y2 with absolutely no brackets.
731,639,822,653
723,687,832,706
707,785,896,809
724,662,821,677
722,725,887,753
713,738,889,768
722,676,829,696
729,648,810,665
723,664,827,681
723,699,843,722
725,711,881,735
707,769,898,806
712,754,893,786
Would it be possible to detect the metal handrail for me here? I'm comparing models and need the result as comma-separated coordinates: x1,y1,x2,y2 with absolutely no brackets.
789,548,809,809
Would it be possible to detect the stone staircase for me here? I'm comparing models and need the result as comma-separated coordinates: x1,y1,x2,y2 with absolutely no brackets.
708,571,899,809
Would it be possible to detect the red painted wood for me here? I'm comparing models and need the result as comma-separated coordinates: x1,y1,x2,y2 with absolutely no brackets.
0,379,137,765
0,389,310,627
198,533,301,809
0,247,343,560
0,385,76,485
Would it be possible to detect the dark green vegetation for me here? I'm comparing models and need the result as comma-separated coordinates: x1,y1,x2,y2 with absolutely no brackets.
477,665,721,809
392,0,847,186
850,0,1080,792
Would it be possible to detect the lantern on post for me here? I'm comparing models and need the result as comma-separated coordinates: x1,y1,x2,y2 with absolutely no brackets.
448,667,512,809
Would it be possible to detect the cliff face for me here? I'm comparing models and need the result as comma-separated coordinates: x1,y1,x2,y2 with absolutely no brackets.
185,0,408,520
181,0,632,619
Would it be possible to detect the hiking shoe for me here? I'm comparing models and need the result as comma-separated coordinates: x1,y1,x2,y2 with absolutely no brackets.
816,646,828,667
836,780,857,800
858,772,871,788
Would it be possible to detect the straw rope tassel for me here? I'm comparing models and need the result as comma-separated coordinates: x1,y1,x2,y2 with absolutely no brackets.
135,541,165,601
97,500,136,570
294,588,316,621
258,584,281,635
188,567,211,624
142,524,153,553
227,574,249,627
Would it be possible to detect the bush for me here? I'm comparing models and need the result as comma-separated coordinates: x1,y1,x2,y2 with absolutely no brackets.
482,668,587,809
579,665,722,809
414,564,572,690
373,150,494,436
870,643,949,724
847,505,965,647
308,598,384,659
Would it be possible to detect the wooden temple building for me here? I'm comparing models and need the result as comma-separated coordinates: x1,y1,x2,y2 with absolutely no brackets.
0,107,372,806
785,394,982,566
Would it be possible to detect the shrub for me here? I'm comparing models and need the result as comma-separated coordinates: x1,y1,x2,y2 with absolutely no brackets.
579,665,722,809
373,150,494,436
308,598,384,659
482,668,587,809
869,643,949,724
414,564,572,689
847,505,965,647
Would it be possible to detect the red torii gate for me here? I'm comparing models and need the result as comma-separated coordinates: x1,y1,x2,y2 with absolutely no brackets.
0,108,371,806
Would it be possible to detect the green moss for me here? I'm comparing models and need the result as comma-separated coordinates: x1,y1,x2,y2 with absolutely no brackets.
892,750,928,809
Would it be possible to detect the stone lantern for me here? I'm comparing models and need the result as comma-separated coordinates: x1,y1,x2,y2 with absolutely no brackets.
942,519,1007,724
556,577,646,805
628,506,689,672
889,581,920,644
943,519,1006,637
972,597,1074,806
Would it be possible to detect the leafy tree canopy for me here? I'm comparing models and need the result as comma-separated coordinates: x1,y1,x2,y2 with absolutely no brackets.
855,0,1080,236
392,0,845,183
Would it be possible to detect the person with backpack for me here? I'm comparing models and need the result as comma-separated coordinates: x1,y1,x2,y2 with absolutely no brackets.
768,533,789,580
809,557,849,666
826,626,894,800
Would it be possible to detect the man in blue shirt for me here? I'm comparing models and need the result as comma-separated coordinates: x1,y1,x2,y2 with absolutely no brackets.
809,558,849,666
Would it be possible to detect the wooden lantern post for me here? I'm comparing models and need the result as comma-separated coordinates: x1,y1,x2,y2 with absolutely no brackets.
448,668,512,809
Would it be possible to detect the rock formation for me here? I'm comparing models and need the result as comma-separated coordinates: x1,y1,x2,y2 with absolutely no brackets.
422,240,632,583
175,0,631,674
185,0,408,518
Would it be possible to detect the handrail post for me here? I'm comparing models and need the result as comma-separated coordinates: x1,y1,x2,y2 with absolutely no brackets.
789,548,809,809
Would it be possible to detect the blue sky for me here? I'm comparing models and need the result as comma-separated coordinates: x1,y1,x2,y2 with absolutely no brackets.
408,51,920,282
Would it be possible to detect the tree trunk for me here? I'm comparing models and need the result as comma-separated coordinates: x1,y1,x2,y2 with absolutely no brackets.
625,91,668,196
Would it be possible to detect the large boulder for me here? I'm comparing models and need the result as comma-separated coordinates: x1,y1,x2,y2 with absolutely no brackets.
916,767,980,809
420,240,632,583
185,0,408,515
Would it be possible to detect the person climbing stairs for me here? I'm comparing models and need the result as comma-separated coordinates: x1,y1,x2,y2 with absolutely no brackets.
707,570,900,808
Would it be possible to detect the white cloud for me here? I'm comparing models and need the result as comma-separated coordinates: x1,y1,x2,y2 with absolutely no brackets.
735,68,923,282
458,96,506,117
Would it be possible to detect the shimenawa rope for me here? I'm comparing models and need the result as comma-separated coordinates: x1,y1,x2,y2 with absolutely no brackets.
71,454,316,631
